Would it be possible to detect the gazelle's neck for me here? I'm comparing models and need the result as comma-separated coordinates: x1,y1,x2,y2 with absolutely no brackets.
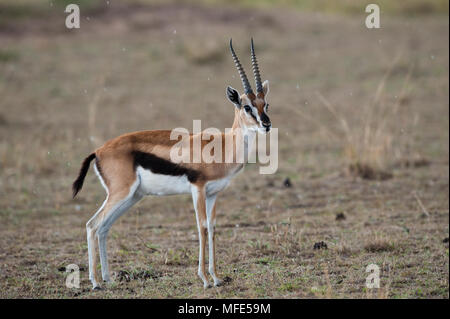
231,108,240,130
228,108,256,164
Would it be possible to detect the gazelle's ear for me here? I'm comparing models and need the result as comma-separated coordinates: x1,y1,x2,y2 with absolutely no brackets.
226,86,241,108
262,80,269,96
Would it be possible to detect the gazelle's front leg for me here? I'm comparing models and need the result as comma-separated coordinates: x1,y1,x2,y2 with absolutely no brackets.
191,185,210,288
206,194,222,286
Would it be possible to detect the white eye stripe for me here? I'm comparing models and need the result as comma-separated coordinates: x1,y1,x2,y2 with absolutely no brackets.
243,105,259,122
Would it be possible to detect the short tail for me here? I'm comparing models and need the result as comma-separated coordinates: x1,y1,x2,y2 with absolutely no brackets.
72,153,96,198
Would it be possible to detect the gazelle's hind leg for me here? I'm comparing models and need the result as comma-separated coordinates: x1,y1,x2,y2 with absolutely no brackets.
97,186,142,283
86,162,141,289
86,197,108,289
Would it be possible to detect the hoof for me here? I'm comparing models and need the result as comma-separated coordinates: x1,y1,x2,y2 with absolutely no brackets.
92,285,103,291
203,283,212,289
214,279,223,287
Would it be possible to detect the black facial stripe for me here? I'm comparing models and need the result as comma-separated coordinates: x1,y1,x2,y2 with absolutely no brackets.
260,111,270,124
132,151,201,183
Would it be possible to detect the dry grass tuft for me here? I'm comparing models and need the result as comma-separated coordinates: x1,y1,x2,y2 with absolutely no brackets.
348,162,392,181
364,235,396,253
294,55,414,180
336,243,358,256
396,156,431,168
340,58,413,180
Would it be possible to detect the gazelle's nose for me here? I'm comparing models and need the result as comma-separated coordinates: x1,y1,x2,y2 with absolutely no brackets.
262,122,271,132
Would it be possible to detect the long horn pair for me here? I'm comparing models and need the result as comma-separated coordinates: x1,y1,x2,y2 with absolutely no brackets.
229,38,263,96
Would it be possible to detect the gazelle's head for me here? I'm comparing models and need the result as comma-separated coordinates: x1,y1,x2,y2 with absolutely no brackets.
226,39,271,134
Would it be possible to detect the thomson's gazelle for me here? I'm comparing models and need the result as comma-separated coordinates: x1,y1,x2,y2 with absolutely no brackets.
73,39,272,289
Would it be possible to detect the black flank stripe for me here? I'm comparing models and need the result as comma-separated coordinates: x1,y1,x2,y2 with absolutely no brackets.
132,151,201,183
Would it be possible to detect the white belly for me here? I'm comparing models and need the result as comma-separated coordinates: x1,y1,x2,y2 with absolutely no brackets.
205,177,231,196
136,166,191,196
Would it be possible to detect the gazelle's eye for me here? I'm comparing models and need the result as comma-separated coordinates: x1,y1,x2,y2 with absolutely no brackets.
244,105,252,113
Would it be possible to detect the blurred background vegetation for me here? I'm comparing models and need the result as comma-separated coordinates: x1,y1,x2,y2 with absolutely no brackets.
0,0,448,22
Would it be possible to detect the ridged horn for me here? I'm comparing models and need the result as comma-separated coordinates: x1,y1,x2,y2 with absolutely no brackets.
250,38,263,94
229,39,253,95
